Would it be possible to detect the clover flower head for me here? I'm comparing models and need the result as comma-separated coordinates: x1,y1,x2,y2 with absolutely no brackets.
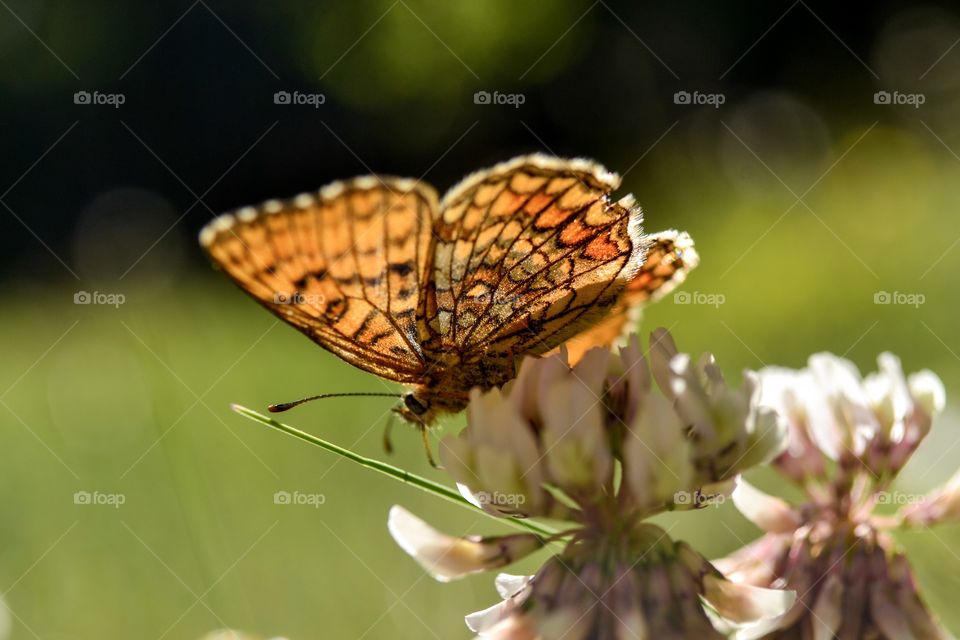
717,351,953,639
390,330,793,638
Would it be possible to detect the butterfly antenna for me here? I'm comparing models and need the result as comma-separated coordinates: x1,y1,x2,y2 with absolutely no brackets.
268,392,403,413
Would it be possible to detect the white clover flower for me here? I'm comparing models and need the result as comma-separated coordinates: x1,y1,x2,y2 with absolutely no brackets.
390,330,793,639
717,352,953,639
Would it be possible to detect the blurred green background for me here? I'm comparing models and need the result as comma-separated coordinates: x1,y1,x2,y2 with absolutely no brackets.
3,1,960,637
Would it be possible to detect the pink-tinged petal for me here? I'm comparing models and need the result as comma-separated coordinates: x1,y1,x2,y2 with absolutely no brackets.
533,350,573,411
732,480,801,534
810,573,843,640
870,572,917,640
713,534,790,587
648,327,681,395
885,554,953,639
474,615,541,639
616,334,651,418
387,506,542,582
570,346,612,396
836,552,869,640
901,467,960,527
702,574,796,624
484,609,592,640
606,567,650,640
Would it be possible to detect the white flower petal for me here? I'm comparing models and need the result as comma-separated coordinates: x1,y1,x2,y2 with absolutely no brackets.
702,574,795,624
465,574,534,633
648,328,680,391
539,376,612,490
737,407,788,472
466,602,510,634
908,370,946,416
807,353,880,456
732,480,801,533
623,393,692,509
495,573,532,599
387,506,542,582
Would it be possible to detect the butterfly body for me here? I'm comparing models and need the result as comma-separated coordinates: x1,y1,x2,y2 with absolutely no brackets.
200,155,697,429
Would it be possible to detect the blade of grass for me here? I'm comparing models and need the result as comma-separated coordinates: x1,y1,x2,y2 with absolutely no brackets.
231,404,558,539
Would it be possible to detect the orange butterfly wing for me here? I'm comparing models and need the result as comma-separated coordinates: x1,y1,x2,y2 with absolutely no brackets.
560,229,699,364
425,155,647,363
199,178,437,384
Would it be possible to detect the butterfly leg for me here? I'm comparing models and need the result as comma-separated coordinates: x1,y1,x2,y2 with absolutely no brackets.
382,413,395,455
419,424,442,469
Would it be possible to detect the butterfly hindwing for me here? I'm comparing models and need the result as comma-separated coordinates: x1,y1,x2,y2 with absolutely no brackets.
559,229,699,364
425,155,647,359
200,177,438,383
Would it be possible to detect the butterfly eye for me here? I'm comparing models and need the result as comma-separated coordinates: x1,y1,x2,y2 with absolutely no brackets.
404,394,428,415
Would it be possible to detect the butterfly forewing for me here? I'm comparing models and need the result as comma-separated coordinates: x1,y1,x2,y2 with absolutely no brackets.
426,156,647,359
200,178,438,383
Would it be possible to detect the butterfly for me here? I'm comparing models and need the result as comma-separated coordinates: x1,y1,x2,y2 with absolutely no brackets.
200,154,696,445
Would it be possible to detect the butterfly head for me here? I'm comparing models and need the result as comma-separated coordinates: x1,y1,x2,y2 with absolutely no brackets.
393,392,435,425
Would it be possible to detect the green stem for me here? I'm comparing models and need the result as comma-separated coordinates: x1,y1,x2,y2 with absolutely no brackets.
230,404,558,539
